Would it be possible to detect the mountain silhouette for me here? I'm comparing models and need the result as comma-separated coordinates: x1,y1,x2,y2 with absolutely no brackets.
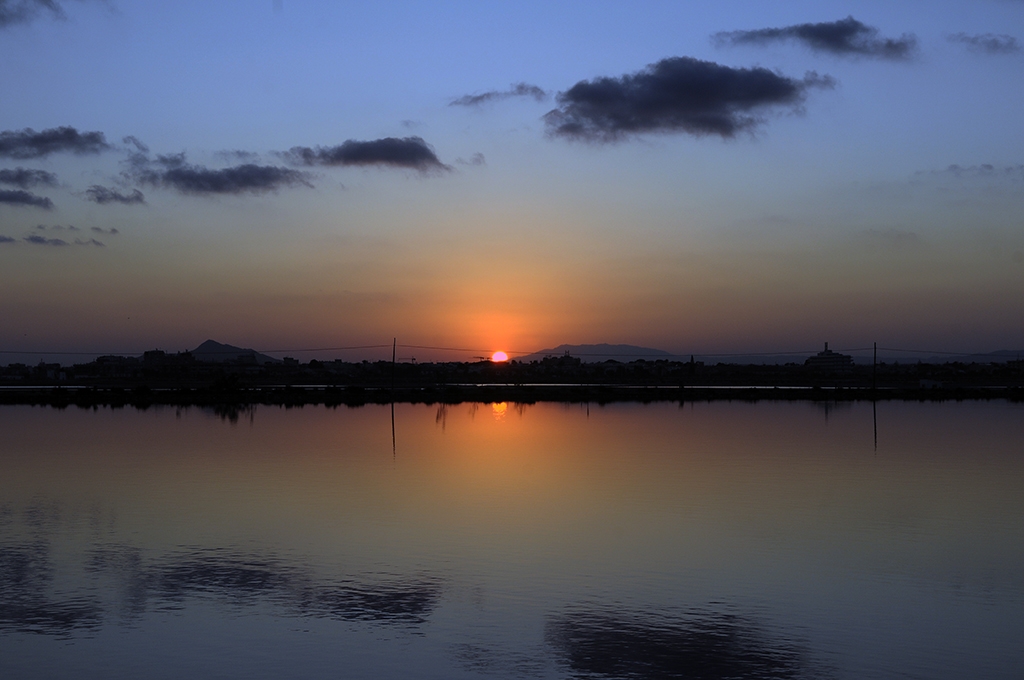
518,343,675,363
191,340,281,365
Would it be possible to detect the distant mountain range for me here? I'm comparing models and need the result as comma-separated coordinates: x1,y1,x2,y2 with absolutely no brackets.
2,340,1020,369
191,340,281,365
517,344,677,363
515,344,1024,365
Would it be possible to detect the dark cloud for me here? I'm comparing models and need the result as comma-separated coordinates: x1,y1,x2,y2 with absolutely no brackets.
157,164,312,195
0,229,102,247
122,135,149,153
0,189,53,208
714,16,918,60
0,126,110,160
0,167,58,188
947,32,1020,54
544,57,834,142
90,226,119,235
131,153,314,196
284,136,449,173
85,185,146,205
24,234,67,246
450,82,548,107
0,0,67,27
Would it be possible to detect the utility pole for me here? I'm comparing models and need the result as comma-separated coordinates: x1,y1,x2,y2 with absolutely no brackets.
391,338,397,461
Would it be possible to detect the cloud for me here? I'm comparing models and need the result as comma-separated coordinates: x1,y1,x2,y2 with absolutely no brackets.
130,153,314,195
24,234,67,246
284,136,449,173
0,126,110,159
90,226,119,235
85,185,146,205
18,231,102,246
713,16,918,60
122,135,149,153
0,189,53,208
0,235,14,243
215,149,261,163
35,223,77,231
158,164,312,196
544,57,834,142
947,32,1020,55
450,82,548,107
0,0,68,27
926,163,1024,179
0,167,58,188
455,152,486,166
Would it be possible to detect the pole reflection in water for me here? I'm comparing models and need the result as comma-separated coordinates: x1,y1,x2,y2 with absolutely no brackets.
0,401,1022,679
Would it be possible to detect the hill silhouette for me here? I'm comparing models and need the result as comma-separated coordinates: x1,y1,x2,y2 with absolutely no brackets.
191,340,281,365
519,343,675,363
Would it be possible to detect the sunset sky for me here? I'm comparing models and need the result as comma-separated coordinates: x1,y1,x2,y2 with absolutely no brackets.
1,0,1022,363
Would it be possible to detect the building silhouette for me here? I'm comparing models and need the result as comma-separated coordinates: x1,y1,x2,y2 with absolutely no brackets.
804,342,853,371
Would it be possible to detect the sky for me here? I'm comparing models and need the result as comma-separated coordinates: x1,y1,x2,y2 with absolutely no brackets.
1,0,1023,363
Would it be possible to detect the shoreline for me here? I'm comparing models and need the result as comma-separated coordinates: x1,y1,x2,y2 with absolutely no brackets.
2,384,1021,409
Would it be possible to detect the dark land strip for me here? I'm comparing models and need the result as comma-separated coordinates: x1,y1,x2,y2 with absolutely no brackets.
3,352,1022,408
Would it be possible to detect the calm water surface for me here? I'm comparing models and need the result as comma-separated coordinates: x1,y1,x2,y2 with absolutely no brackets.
1,401,1022,679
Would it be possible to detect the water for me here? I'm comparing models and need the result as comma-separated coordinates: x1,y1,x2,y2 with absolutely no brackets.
1,401,1022,679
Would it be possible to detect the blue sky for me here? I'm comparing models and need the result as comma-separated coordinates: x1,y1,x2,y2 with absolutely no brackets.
1,0,1022,362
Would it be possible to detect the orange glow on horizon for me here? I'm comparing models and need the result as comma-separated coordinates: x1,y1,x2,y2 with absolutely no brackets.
491,351,509,362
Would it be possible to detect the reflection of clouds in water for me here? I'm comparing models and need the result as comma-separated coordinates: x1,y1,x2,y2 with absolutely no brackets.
0,542,103,636
21,499,63,532
1,536,443,637
86,543,149,620
149,549,295,607
546,607,826,680
295,577,441,624
121,546,443,625
452,642,549,677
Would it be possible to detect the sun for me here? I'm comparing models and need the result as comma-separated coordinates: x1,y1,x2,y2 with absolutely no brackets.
490,351,509,362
